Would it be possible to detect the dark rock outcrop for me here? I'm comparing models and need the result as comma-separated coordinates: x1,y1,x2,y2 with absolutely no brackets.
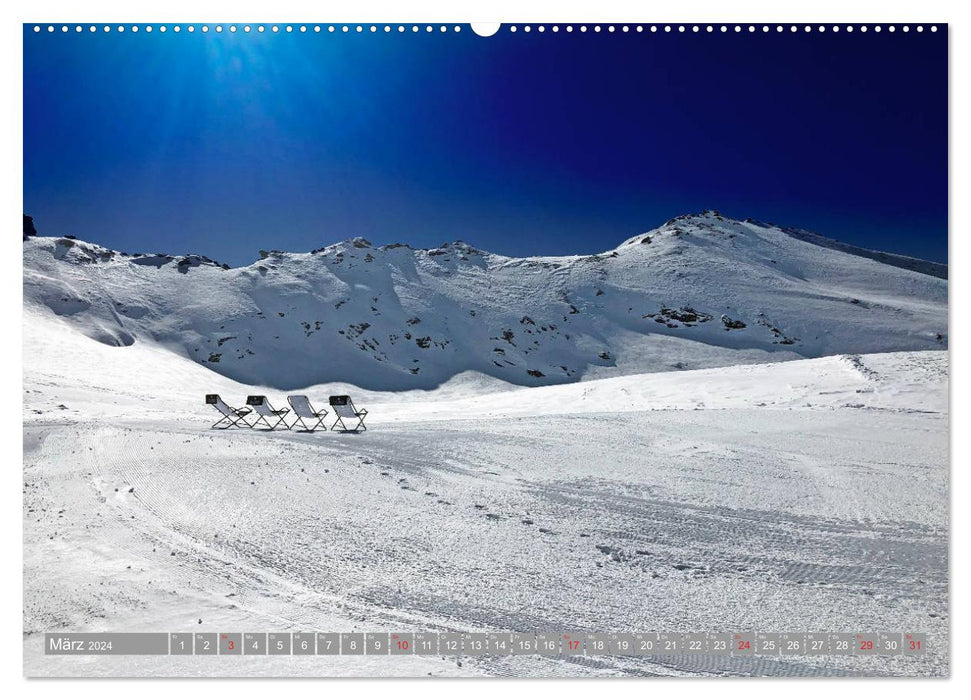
23,214,37,240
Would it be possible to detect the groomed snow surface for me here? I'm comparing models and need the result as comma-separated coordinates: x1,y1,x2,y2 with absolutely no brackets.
23,306,948,677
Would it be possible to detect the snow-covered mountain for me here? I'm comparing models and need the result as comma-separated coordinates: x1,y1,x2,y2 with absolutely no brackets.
22,211,947,390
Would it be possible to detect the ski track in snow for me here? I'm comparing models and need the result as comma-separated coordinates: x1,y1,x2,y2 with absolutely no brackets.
24,373,948,677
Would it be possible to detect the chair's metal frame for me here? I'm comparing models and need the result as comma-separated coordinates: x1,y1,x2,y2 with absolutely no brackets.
247,395,291,430
206,394,253,430
287,395,328,432
330,397,368,432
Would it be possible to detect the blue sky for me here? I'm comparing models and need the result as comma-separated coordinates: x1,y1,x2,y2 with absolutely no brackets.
24,25,947,266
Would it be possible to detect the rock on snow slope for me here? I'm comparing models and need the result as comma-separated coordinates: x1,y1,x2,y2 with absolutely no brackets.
22,211,947,391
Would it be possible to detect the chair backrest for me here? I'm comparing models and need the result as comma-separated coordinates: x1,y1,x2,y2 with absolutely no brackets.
246,395,274,416
287,395,316,418
206,394,234,418
329,395,357,417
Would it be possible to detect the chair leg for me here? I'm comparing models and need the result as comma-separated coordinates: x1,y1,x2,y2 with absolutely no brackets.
294,415,319,432
212,414,250,429
301,416,326,431
231,415,252,428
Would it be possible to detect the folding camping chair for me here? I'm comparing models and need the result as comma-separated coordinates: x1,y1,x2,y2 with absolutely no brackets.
205,394,253,429
287,395,328,432
329,395,368,432
246,395,291,430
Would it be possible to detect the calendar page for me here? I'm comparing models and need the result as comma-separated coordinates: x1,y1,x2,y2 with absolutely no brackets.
22,18,948,679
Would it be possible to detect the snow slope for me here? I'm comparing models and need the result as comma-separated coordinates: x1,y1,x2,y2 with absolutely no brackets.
23,305,949,677
23,211,947,391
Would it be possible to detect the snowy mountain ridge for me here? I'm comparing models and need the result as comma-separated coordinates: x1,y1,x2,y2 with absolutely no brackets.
23,211,947,390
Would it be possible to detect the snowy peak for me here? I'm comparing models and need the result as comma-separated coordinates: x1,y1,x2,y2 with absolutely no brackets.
620,211,947,280
23,213,947,391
